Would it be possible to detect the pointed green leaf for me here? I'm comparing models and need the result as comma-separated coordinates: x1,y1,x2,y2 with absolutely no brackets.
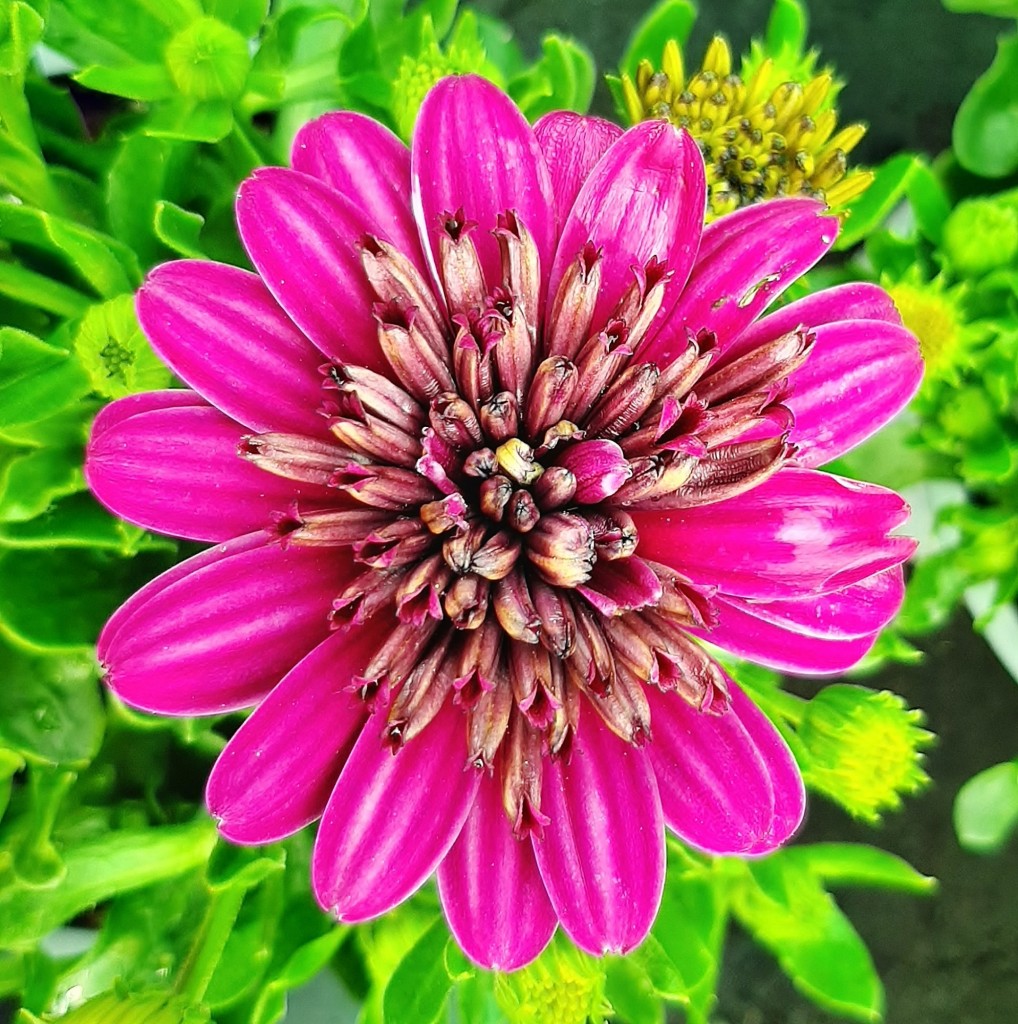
382,916,452,1024
835,153,929,250
145,97,234,143
785,843,937,895
73,62,176,101
153,200,206,258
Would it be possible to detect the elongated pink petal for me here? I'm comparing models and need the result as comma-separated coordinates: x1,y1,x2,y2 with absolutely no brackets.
695,567,906,674
577,556,663,615
533,708,664,956
412,75,556,297
88,388,205,430
99,538,350,715
646,198,837,365
533,111,623,225
718,281,903,366
137,261,329,436
647,679,804,855
98,531,267,655
292,112,428,271
783,319,923,467
237,167,385,371
438,771,557,970
313,700,481,922
695,600,878,675
632,467,916,600
86,401,334,542
548,122,705,337
207,626,379,844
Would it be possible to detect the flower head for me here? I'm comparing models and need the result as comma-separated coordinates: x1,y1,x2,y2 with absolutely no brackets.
622,36,871,219
87,76,922,969
799,683,934,823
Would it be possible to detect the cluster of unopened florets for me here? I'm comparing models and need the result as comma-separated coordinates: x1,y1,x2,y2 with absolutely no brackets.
622,37,871,219
239,208,808,835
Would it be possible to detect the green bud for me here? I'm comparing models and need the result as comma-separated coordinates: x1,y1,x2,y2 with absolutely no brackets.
165,17,250,102
798,684,934,824
74,295,172,399
943,197,1018,278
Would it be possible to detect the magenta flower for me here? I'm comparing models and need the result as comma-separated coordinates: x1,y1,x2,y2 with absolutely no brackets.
86,76,922,969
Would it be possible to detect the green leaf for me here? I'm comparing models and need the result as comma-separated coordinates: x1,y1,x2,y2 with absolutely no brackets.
0,263,91,319
619,0,696,78
943,0,1018,15
248,928,346,1024
0,817,217,948
954,760,1018,853
835,153,932,250
953,33,1018,178
649,858,726,1020
0,328,91,428
153,200,207,258
145,97,235,143
785,843,937,895
604,957,663,1024
764,0,809,53
0,201,138,297
0,493,170,553
73,62,175,101
510,34,595,120
0,547,171,652
732,857,884,1022
205,0,269,37
0,445,86,523
382,916,452,1024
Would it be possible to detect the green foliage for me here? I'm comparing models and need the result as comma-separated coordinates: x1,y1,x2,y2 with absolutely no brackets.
953,33,1018,178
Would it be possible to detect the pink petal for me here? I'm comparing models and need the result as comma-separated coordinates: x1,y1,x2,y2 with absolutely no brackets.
412,75,556,298
718,281,903,366
782,319,923,467
697,567,906,675
86,400,333,542
438,770,557,970
99,537,349,715
647,678,805,855
577,556,663,616
533,708,664,956
313,699,481,922
646,198,837,365
206,626,378,844
98,530,267,654
555,439,630,502
548,122,705,337
136,261,329,437
533,111,623,225
292,112,428,272
631,467,916,600
236,167,385,371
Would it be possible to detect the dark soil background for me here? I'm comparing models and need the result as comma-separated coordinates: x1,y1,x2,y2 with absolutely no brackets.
475,2,1018,1021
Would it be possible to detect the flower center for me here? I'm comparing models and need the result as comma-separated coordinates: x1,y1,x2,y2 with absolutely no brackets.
240,208,810,835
